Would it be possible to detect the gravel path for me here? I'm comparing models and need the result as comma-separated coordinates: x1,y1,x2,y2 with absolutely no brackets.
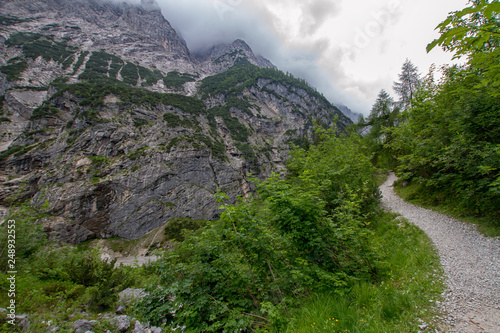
380,173,500,333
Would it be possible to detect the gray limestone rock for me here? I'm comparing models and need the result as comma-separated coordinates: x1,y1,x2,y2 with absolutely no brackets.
111,315,130,332
118,288,148,308
131,320,145,333
73,319,95,333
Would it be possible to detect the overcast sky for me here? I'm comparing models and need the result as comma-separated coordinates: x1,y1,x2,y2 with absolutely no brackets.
152,0,468,115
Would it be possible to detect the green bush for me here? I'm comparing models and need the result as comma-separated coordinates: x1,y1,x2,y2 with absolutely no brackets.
163,71,196,89
0,16,31,26
163,217,207,242
30,246,134,311
31,105,59,119
0,205,47,272
133,118,150,127
0,144,38,161
163,113,196,128
22,39,77,65
136,130,380,331
126,147,149,160
83,51,123,78
207,106,251,142
54,80,205,114
0,60,28,81
5,32,42,46
390,66,500,221
121,63,139,85
137,65,163,86
72,51,89,75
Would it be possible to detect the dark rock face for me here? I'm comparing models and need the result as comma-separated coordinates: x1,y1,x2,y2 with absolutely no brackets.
0,0,353,242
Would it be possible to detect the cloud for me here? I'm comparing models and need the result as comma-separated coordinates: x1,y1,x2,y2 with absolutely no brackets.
150,0,466,116
301,0,341,35
151,0,366,112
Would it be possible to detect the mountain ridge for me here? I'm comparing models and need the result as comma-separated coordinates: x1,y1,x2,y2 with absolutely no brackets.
0,0,353,242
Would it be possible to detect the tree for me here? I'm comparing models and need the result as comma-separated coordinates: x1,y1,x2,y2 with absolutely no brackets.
393,59,421,109
357,90,400,168
427,0,500,57
427,0,500,95
388,0,500,220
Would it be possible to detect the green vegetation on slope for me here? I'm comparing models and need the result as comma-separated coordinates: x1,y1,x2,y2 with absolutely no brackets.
0,60,28,82
82,51,163,86
200,58,329,107
53,79,205,114
83,50,124,79
163,71,196,89
0,15,32,26
133,129,442,332
5,32,77,69
282,211,444,333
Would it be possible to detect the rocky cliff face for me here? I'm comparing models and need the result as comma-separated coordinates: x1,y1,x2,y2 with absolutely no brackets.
0,0,352,242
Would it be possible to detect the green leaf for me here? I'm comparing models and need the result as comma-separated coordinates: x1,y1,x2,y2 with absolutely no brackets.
484,2,500,18
456,6,481,18
426,39,440,53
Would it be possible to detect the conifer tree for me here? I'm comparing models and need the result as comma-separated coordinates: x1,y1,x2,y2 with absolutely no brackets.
393,59,421,109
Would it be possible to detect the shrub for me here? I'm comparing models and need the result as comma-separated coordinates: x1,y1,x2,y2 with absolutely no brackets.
121,63,139,86
163,113,196,128
0,60,28,81
163,71,196,89
31,105,59,119
31,246,134,311
136,130,380,331
0,205,47,272
163,217,207,242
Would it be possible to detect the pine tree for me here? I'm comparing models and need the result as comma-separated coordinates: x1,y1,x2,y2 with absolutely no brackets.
393,59,421,109
356,89,400,168
367,89,399,143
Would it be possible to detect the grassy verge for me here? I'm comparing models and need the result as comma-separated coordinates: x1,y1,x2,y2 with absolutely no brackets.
278,211,445,333
394,182,500,238
0,256,158,333
0,205,160,332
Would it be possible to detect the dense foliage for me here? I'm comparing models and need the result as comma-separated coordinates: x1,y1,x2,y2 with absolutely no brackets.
383,0,500,221
163,71,197,89
356,89,401,169
136,130,381,332
0,204,159,333
389,64,500,219
4,32,77,69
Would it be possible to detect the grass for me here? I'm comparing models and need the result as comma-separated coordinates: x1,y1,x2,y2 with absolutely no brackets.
395,181,500,238
277,211,446,332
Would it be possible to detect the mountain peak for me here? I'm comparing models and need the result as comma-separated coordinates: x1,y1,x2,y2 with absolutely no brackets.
193,39,275,73
231,39,252,51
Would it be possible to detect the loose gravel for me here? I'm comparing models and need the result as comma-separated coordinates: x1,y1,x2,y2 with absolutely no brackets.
380,173,500,333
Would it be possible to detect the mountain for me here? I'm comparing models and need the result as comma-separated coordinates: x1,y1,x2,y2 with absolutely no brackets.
0,0,353,243
336,104,361,123
193,39,276,73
